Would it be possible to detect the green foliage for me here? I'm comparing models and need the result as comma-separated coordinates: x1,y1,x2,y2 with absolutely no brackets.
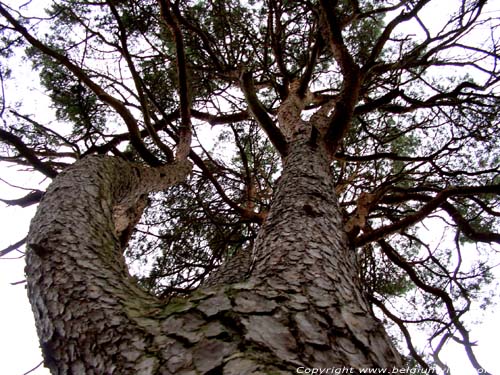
31,50,106,136
127,121,278,294
360,244,414,298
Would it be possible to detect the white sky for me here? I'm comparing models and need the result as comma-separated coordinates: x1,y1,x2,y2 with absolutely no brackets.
0,200,48,374
1,0,499,374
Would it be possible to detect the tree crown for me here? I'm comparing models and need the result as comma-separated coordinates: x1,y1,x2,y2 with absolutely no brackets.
0,0,499,372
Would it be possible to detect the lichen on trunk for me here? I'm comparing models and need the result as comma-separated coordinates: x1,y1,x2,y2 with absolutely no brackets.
246,136,402,369
26,156,192,374
26,141,401,374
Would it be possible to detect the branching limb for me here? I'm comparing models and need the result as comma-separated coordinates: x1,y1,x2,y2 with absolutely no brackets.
240,70,288,156
0,4,162,166
355,184,500,246
107,0,174,162
432,334,451,375
378,189,500,244
318,0,362,156
377,239,491,375
84,108,250,157
354,89,403,115
189,150,265,224
9,110,81,156
0,128,58,178
442,201,500,244
0,190,43,207
158,0,192,160
171,6,225,72
0,236,26,257
371,297,431,370
363,0,432,70
155,119,266,223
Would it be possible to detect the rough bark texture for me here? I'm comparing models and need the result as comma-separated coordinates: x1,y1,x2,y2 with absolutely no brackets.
26,156,193,374
248,137,402,369
26,142,402,374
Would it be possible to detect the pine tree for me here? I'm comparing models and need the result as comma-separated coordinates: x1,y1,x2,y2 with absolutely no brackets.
0,0,498,373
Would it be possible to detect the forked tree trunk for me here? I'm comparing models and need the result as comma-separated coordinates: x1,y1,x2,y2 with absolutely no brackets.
26,138,402,374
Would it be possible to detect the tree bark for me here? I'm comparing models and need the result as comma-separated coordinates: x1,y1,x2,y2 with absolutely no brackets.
26,156,192,374
26,142,402,374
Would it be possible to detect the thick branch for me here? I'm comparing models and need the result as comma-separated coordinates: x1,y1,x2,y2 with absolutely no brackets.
354,90,402,115
0,236,26,257
25,155,192,372
191,109,249,125
384,190,500,244
158,0,192,160
355,185,500,247
318,1,362,156
0,190,44,207
240,70,288,156
0,128,58,178
297,33,324,98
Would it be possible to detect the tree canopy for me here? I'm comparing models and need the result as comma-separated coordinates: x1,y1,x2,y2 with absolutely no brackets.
1,0,499,373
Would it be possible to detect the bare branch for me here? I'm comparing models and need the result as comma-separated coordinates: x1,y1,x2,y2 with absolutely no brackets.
0,190,43,207
0,3,163,166
371,297,431,370
0,236,26,257
107,0,174,162
363,0,432,70
240,70,288,156
356,185,500,247
377,238,491,375
0,128,58,178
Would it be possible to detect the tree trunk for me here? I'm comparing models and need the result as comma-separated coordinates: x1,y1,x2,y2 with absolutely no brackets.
26,141,402,374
